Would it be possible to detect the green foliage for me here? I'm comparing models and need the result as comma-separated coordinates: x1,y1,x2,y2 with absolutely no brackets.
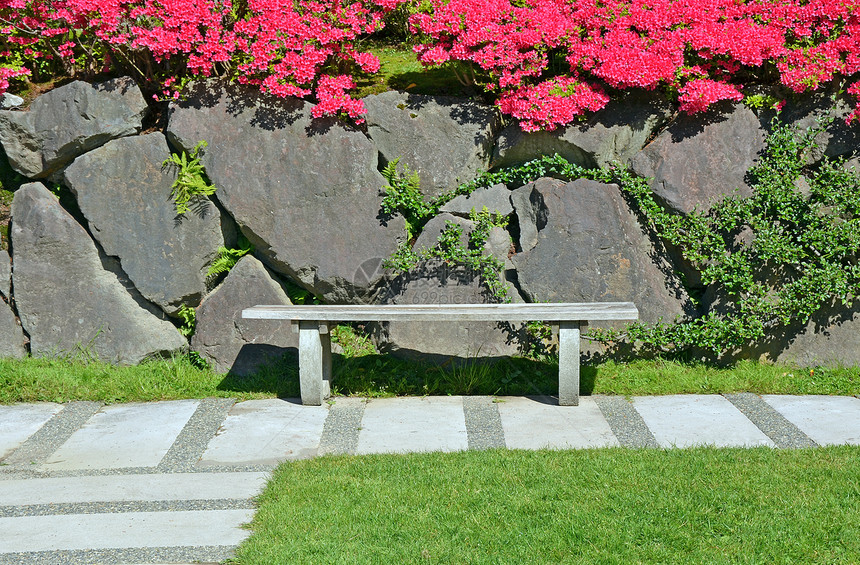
207,233,253,281
176,304,196,337
330,324,376,357
383,205,511,301
381,157,515,301
163,140,217,216
187,350,211,370
588,116,860,355
376,1,434,45
743,93,783,110
381,119,860,357
282,278,321,305
380,158,437,239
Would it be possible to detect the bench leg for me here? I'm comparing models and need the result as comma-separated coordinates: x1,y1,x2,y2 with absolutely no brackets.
558,321,580,406
298,321,332,406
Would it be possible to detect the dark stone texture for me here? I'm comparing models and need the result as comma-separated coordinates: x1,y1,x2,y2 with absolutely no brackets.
740,300,860,368
631,103,765,214
0,77,147,178
0,247,9,299
191,255,297,375
439,183,513,217
0,296,26,358
511,177,555,253
364,91,500,197
63,133,224,315
167,81,402,303
373,260,524,360
511,178,695,325
492,91,672,169
10,182,186,364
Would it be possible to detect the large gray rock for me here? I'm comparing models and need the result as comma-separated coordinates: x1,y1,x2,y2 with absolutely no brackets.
167,81,402,303
10,182,186,364
192,255,297,375
631,103,765,214
510,180,550,254
709,300,860,367
765,301,860,367
373,261,524,360
439,183,513,217
511,178,695,325
492,91,672,169
0,78,147,178
0,247,9,299
0,297,26,359
63,133,224,315
364,91,500,197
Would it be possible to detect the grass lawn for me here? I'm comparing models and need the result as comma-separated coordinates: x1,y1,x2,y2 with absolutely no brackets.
231,447,860,564
0,354,300,404
2,341,859,404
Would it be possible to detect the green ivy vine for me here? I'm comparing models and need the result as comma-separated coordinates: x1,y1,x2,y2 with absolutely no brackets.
381,159,512,301
382,115,860,357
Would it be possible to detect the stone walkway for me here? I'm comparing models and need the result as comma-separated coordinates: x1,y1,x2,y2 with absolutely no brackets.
1,394,859,564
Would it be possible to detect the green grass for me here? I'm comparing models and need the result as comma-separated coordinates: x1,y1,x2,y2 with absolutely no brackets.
231,446,860,564
353,45,474,99
0,354,299,404
589,358,860,396
2,348,859,405
1,325,859,404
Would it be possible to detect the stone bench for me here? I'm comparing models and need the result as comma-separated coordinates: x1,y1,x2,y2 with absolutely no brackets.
241,303,638,406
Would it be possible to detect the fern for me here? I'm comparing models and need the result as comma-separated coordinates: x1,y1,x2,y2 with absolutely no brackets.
207,233,253,280
163,140,217,216
176,304,196,337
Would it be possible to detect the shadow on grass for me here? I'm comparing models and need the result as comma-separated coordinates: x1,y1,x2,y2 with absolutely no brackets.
216,349,597,398
216,351,301,398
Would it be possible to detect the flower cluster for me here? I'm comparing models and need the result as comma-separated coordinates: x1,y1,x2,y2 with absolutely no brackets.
0,0,406,118
412,0,860,130
1,0,859,130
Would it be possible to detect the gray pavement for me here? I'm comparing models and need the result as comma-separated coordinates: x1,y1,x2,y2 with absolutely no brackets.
1,393,859,564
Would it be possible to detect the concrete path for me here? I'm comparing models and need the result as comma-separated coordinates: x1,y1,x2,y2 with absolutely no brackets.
1,393,859,564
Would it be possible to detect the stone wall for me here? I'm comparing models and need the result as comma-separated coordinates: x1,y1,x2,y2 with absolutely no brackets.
1,78,858,372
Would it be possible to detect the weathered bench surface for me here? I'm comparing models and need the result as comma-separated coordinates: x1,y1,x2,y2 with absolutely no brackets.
242,302,638,322
242,302,638,407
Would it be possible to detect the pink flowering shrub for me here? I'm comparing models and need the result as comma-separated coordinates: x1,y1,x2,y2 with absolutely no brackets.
412,0,860,131
1,0,859,129
0,0,407,118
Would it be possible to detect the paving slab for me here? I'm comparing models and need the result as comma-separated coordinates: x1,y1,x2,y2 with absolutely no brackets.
318,397,365,456
0,472,268,506
762,395,860,446
356,397,468,454
199,398,327,466
632,395,774,448
0,509,254,553
497,396,619,449
41,401,199,470
0,404,63,460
